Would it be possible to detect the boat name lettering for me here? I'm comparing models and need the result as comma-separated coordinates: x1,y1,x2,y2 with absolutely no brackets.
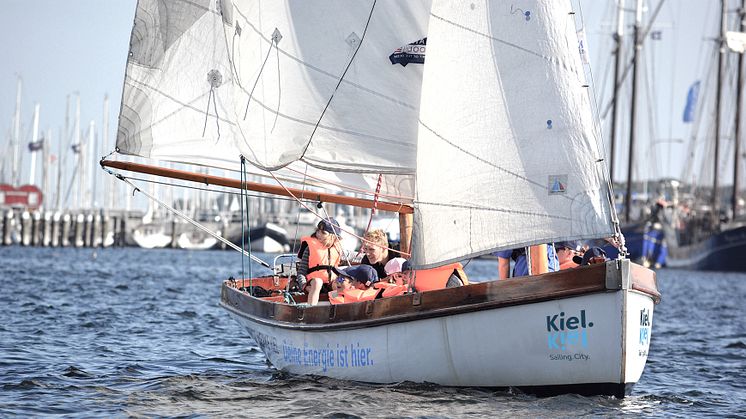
282,341,373,372
546,310,593,351
549,353,590,361
639,308,651,348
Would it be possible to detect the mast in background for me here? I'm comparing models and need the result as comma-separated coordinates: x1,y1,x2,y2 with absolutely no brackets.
625,0,643,222
42,128,51,209
609,0,626,186
12,77,22,187
73,95,81,209
28,103,40,186
103,95,115,209
732,1,745,219
55,95,70,211
714,0,727,219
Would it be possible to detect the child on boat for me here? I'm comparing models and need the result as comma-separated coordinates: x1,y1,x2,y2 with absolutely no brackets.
296,218,344,306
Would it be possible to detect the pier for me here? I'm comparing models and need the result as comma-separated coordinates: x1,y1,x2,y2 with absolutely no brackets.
1,208,137,248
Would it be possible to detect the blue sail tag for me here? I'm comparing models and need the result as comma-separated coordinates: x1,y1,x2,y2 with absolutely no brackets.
389,37,426,67
682,80,700,123
548,175,568,195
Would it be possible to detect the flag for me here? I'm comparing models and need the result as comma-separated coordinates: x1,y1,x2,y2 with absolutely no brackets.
28,139,43,152
683,81,700,123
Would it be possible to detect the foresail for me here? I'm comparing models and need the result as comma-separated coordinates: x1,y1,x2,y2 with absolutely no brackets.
117,0,431,200
411,1,614,268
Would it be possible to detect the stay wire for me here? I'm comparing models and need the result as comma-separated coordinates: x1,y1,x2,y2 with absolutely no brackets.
242,157,254,293
242,36,277,120
240,157,246,291
100,164,270,268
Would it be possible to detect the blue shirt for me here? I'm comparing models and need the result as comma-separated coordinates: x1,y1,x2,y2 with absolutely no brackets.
495,245,559,277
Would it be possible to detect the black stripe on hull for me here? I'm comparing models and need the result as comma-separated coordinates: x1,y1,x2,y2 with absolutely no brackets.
516,382,633,398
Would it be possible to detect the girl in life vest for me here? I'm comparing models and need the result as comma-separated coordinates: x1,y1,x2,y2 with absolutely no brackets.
296,218,344,306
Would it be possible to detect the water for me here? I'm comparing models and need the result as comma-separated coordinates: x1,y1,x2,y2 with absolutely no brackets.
0,247,744,418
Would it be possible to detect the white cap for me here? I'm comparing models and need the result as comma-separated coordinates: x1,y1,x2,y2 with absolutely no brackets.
384,257,408,275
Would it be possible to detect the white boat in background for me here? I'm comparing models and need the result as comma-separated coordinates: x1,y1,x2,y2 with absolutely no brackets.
102,0,660,397
176,230,218,250
132,222,171,249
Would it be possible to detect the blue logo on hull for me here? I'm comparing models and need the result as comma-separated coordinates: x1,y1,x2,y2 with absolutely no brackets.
546,309,593,350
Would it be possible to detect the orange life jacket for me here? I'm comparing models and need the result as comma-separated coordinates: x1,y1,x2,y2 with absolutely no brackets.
559,259,578,270
328,287,381,305
300,235,341,284
411,262,468,292
373,282,409,298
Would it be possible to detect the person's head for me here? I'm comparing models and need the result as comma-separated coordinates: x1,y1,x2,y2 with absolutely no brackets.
362,229,389,264
315,218,341,248
573,246,607,266
338,264,379,288
556,241,580,264
384,257,408,276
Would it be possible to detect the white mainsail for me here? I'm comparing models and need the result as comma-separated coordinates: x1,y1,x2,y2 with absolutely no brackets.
411,1,615,268
117,0,431,199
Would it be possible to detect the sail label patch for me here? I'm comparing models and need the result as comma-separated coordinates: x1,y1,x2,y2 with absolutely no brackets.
548,175,567,194
389,37,426,66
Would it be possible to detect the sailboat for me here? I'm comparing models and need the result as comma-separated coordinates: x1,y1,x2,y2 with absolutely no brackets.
665,0,746,271
102,0,660,397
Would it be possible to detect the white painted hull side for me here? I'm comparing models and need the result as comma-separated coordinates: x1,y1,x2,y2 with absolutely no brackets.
223,290,655,388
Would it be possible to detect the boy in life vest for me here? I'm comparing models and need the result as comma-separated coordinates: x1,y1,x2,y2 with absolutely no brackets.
296,218,344,306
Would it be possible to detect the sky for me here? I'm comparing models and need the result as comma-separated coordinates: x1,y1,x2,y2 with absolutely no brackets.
0,0,728,207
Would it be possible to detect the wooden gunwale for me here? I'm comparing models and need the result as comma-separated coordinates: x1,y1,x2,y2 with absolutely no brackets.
220,262,659,331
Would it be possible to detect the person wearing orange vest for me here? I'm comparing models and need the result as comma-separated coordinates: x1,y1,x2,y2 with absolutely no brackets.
296,218,343,306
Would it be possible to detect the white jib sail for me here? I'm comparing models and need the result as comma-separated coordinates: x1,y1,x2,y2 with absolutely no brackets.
411,1,614,268
117,0,431,200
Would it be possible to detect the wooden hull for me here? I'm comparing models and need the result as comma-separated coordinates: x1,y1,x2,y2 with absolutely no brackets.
220,260,659,397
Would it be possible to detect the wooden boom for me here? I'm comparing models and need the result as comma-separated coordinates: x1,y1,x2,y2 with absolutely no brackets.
101,159,414,214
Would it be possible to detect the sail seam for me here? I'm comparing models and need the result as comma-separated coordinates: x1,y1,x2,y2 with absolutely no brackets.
429,12,576,76
418,120,579,203
414,200,572,222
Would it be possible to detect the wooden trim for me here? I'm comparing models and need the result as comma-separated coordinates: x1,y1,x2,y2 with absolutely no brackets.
221,263,614,331
629,263,661,303
101,159,414,214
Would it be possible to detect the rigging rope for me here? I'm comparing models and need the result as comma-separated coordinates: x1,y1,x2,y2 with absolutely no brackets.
101,164,270,269
265,169,409,257
241,156,255,293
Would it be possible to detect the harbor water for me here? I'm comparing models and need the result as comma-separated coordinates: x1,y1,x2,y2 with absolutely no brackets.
0,247,744,417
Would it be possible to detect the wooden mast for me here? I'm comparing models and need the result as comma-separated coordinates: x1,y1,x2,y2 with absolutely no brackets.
100,159,414,214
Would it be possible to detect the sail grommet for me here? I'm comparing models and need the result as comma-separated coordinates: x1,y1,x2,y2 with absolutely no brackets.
346,32,361,48
272,28,283,44
207,70,223,89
